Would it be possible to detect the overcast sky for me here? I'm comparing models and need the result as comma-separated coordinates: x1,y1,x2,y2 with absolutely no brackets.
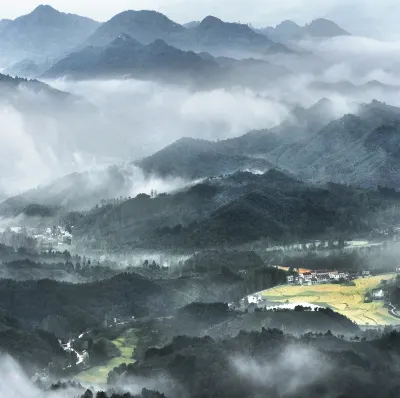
0,1,399,38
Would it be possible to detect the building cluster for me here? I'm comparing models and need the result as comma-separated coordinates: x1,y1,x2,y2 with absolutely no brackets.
36,226,72,251
287,270,351,285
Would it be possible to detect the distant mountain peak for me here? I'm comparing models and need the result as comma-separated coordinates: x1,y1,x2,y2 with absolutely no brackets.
149,38,172,49
262,17,349,40
308,17,338,25
277,20,300,28
31,4,59,15
305,18,350,36
110,9,182,27
199,16,224,28
110,33,141,47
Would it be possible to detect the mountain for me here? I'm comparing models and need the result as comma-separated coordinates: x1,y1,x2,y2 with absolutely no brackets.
261,17,350,42
220,98,339,159
0,72,70,100
190,16,291,54
204,54,293,86
0,5,100,64
261,20,302,41
304,18,351,38
2,59,50,78
0,164,139,217
43,35,220,82
0,137,273,218
0,19,11,33
84,10,185,47
136,137,273,179
44,34,291,86
72,168,397,250
270,101,400,187
83,11,292,56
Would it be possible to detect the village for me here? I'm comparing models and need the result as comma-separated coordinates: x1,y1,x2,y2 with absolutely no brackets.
283,267,371,286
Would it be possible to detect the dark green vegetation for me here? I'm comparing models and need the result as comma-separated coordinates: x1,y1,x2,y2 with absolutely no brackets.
0,253,286,374
136,137,273,179
266,100,400,188
0,165,135,216
0,311,69,375
71,168,400,250
104,329,400,398
133,99,400,189
5,99,400,253
0,273,165,336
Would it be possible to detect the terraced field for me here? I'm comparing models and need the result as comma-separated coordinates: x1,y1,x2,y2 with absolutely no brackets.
76,328,138,384
262,275,400,326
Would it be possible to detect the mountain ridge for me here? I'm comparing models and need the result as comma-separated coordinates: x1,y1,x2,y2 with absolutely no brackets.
0,4,100,63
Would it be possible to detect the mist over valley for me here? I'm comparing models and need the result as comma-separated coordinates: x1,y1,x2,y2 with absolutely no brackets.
3,2,400,398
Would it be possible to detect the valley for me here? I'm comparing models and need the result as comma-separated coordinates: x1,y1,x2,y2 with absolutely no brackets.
260,274,399,325
76,328,138,385
2,2,400,398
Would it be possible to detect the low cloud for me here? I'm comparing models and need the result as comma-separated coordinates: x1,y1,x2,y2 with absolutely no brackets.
232,345,331,396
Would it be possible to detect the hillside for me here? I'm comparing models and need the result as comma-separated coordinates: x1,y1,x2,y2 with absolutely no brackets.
136,137,273,179
0,5,100,63
0,72,70,100
111,329,400,398
270,101,400,187
0,164,137,217
71,168,399,250
2,59,53,78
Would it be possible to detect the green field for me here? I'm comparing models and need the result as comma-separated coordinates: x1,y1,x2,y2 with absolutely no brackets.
262,274,400,326
76,328,138,384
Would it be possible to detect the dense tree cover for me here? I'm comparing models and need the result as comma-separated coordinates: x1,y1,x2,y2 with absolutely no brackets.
107,329,400,398
79,389,166,398
272,244,400,274
0,326,69,375
0,258,120,282
0,262,287,337
71,168,400,251
0,273,165,336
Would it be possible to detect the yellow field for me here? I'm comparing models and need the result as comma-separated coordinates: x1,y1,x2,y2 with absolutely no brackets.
76,328,138,384
262,274,400,326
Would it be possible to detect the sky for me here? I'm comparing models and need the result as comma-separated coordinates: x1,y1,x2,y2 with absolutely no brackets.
1,0,399,38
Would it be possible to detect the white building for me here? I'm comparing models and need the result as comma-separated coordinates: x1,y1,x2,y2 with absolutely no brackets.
287,270,349,285
372,289,386,299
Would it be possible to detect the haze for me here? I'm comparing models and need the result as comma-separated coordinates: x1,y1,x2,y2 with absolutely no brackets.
1,0,400,38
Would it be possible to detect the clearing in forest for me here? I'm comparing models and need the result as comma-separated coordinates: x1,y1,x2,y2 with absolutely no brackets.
262,274,399,326
76,328,138,385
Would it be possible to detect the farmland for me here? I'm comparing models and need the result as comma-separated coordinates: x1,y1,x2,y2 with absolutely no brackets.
76,328,138,384
262,274,400,326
